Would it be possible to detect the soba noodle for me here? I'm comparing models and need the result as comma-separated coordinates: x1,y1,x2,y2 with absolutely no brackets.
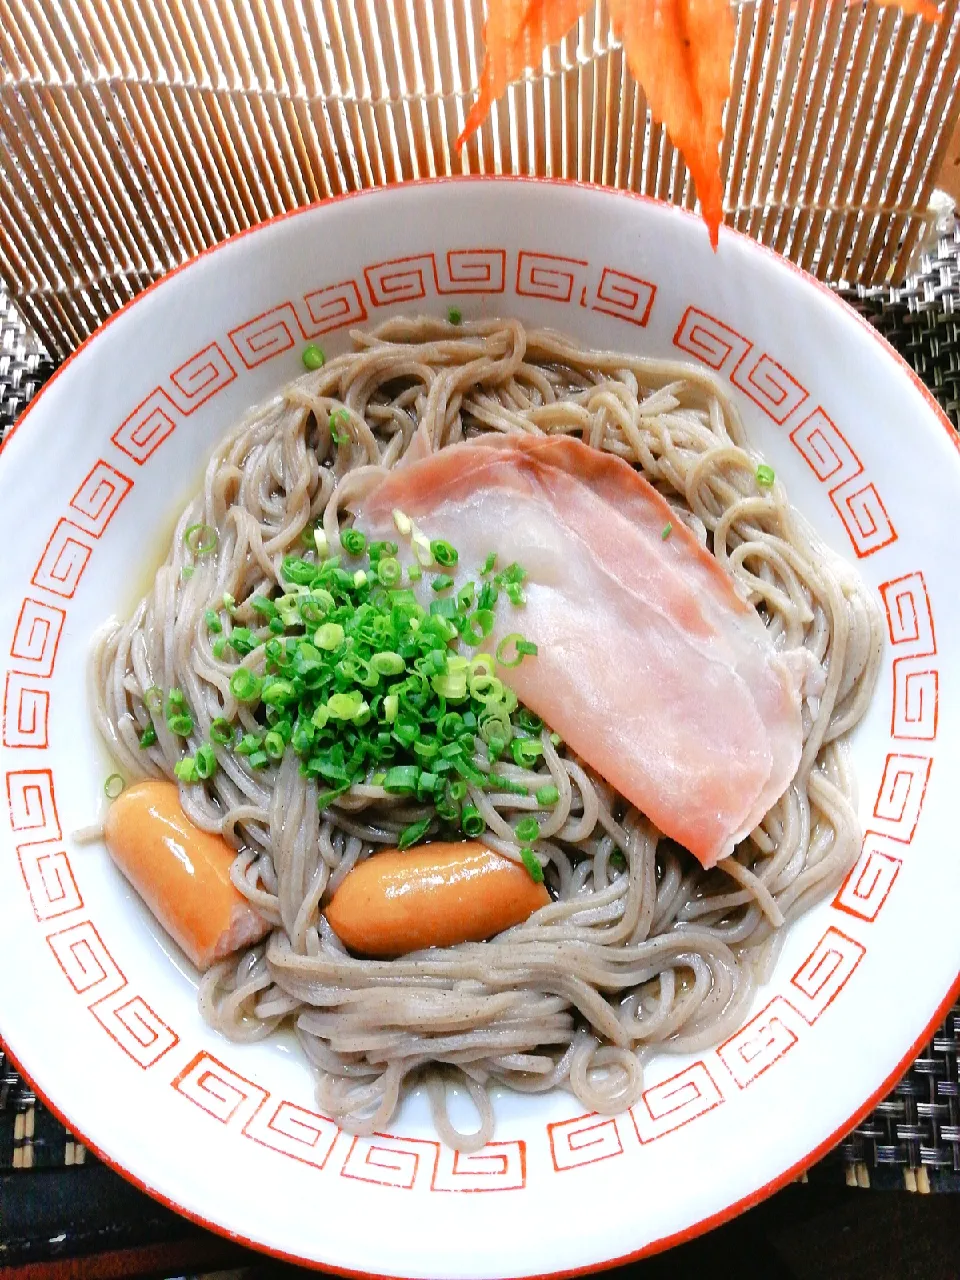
92,317,882,1150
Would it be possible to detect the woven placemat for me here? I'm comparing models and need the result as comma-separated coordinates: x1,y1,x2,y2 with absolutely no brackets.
1,228,959,1197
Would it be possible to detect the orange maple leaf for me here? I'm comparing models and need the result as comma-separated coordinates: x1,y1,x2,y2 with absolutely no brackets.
458,0,942,248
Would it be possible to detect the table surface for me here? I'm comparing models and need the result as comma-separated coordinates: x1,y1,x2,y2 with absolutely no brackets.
1,221,960,1273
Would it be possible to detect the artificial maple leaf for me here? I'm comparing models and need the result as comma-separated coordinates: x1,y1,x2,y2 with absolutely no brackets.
459,0,589,143
459,0,942,248
608,0,732,248
869,0,941,18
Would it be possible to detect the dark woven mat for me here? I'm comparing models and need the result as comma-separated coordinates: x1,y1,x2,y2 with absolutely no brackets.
1,229,959,1208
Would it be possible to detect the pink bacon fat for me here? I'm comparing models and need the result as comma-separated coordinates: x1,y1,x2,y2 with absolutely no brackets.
354,435,802,869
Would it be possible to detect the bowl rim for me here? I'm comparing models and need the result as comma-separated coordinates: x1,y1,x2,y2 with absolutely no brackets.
3,174,959,1278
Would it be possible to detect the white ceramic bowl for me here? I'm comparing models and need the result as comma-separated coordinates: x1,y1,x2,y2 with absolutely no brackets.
1,178,958,1277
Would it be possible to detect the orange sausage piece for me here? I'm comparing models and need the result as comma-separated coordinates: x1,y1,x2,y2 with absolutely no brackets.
104,779,270,971
324,841,550,957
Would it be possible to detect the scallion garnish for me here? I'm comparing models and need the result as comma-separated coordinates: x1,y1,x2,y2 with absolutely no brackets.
340,529,367,557
515,816,540,843
184,523,217,557
521,847,544,884
661,521,673,541
138,724,157,750
756,463,775,488
447,306,463,325
301,343,325,370
431,540,458,567
104,773,125,800
496,633,537,668
398,816,432,849
535,783,560,806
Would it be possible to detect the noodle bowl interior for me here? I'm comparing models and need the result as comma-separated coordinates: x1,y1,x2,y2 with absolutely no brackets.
93,316,882,1151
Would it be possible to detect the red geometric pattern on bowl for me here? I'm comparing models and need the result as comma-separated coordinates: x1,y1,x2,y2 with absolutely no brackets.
3,671,49,748
243,1098,340,1171
31,520,94,599
431,1142,526,1192
591,267,657,327
880,572,938,741
717,997,807,1088
9,598,65,677
7,767,61,845
17,841,83,922
168,343,237,411
516,250,590,305
91,989,179,1070
834,831,905,923
172,1051,268,1127
630,1061,724,1143
68,460,133,538
548,1112,625,1171
732,351,808,425
112,389,179,466
672,306,751,370
340,1133,440,1190
47,920,127,1001
788,927,866,1024
871,753,932,843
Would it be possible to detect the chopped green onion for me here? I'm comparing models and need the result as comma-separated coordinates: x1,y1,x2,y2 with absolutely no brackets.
143,686,163,712
229,669,261,703
661,521,673,541
536,784,560,806
461,805,486,837
398,816,432,849
302,343,325,370
480,552,497,576
204,608,222,633
212,637,228,660
174,758,198,783
222,592,237,614
264,730,285,760
521,847,544,883
610,850,627,872
194,744,217,779
383,765,419,793
431,574,454,592
496,633,537,668
340,528,367,557
184,523,218,557
210,717,233,744
377,557,402,587
261,679,295,706
167,713,194,737
515,816,540,843
511,738,543,767
430,540,458,568
104,773,125,799
138,724,157,749
408,563,422,582
756,463,775,488
505,582,526,607
315,622,345,650
447,306,463,325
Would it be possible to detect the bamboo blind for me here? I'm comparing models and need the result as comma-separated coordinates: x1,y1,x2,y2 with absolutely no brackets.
0,0,958,359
